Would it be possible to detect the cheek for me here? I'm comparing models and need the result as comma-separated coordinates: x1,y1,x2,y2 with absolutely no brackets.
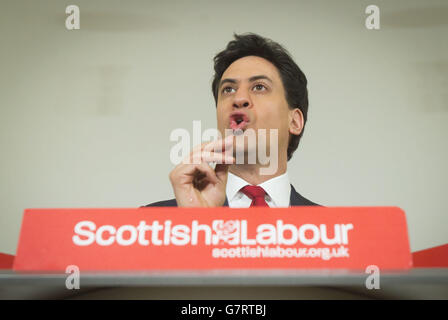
259,104,289,129
264,108,290,144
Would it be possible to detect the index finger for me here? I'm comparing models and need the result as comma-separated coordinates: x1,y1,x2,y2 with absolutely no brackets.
203,135,234,154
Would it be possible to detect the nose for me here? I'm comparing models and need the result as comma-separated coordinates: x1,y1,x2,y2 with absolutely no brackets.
232,90,252,109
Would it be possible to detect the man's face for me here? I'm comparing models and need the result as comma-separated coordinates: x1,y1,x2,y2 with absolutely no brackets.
216,56,295,161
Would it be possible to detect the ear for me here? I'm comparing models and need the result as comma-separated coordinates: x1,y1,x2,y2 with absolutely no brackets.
289,108,304,136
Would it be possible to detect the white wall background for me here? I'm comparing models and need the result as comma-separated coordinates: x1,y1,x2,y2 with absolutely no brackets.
1,0,447,254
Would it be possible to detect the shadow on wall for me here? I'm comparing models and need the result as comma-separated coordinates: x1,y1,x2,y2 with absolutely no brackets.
57,10,177,33
382,6,448,28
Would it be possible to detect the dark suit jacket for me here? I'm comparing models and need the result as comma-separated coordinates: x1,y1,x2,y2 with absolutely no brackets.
143,185,319,207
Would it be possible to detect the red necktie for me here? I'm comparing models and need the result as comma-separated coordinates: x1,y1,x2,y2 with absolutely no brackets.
240,185,269,207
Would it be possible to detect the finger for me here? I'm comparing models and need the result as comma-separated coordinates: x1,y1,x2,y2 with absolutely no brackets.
203,135,234,154
201,151,235,164
215,163,230,184
185,151,235,165
187,162,220,186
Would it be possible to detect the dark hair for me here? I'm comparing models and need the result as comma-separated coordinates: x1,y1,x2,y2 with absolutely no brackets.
211,33,309,161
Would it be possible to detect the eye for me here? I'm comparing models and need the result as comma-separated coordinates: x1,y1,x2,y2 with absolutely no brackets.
222,86,235,94
253,83,267,92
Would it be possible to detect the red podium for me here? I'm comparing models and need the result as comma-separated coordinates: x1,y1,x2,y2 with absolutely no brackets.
13,207,412,272
2,208,448,299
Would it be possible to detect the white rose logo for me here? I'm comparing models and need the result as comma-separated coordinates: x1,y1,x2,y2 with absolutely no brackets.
212,220,240,245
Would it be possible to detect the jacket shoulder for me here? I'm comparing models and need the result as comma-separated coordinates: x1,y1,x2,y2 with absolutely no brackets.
290,185,322,207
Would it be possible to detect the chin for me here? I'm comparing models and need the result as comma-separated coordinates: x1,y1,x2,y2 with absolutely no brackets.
232,143,258,165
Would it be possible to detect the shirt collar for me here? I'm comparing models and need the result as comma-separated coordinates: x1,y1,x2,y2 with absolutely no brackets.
226,172,250,203
226,171,291,207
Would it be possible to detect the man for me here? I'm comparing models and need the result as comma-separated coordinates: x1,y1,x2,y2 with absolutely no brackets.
145,33,319,208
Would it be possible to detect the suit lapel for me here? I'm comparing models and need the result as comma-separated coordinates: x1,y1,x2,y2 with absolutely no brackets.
290,185,301,206
290,184,319,206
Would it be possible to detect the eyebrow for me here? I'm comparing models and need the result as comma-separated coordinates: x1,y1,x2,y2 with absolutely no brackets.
219,75,273,90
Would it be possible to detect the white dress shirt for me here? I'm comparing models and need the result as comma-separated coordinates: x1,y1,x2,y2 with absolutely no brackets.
226,171,291,208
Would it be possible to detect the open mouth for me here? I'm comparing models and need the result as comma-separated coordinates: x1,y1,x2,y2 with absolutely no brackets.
229,112,249,131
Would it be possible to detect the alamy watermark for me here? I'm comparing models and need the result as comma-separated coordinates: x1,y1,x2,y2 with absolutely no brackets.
65,5,80,30
65,4,380,31
365,5,380,30
170,121,279,175
65,264,80,290
365,265,380,289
